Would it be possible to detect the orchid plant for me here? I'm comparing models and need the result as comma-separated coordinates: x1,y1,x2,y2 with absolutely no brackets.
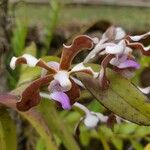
0,26,150,137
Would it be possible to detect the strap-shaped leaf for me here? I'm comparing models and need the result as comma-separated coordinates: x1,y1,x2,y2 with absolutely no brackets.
0,94,57,150
77,70,150,125
0,109,17,150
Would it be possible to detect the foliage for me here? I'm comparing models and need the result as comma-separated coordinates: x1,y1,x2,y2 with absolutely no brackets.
0,2,150,150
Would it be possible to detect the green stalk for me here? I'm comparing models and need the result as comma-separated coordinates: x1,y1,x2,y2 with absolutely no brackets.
39,100,80,150
45,0,60,54
20,109,58,150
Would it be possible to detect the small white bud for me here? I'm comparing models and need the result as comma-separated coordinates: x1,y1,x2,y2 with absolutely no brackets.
84,114,99,128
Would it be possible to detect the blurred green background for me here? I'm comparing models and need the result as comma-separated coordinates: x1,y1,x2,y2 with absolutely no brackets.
0,0,150,150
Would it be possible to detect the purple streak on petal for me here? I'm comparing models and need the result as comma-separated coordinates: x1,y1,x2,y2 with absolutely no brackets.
48,80,61,92
48,79,66,93
117,60,140,69
50,92,71,110
118,54,127,63
47,61,60,71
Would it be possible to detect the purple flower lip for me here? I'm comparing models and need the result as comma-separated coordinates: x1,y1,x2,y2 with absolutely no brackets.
117,59,140,69
50,92,71,110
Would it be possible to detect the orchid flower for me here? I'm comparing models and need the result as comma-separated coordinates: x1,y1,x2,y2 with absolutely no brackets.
84,26,150,89
73,102,127,129
10,35,96,111
74,102,108,129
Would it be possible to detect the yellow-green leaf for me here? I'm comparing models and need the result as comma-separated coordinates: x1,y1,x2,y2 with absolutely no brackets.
0,109,17,150
77,69,150,125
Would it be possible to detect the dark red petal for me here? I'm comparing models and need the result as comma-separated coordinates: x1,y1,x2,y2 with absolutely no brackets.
36,59,57,74
17,75,54,111
59,35,94,70
99,54,115,90
65,79,80,105
126,41,150,56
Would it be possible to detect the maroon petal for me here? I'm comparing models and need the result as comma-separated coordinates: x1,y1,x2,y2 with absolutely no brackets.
59,35,94,70
17,75,53,111
99,54,115,90
65,79,80,105
126,41,150,56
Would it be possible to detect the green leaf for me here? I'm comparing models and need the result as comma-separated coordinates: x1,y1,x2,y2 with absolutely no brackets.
0,109,17,150
114,123,138,135
36,138,46,150
130,140,143,150
11,19,27,56
77,69,150,125
45,0,60,53
0,94,57,150
38,100,80,150
20,109,58,150
23,42,37,56
111,137,123,150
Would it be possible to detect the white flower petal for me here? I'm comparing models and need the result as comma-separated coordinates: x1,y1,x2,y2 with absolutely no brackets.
71,63,98,78
124,47,133,54
84,42,115,63
10,54,39,70
54,71,71,91
129,31,150,41
110,57,120,66
71,63,85,72
71,77,85,88
105,40,126,54
84,114,99,128
22,54,39,67
115,27,126,40
10,57,17,70
138,86,150,94
144,45,150,51
94,112,108,123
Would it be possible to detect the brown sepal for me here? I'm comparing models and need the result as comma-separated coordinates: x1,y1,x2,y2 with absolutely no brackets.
17,75,53,111
126,41,150,56
65,79,80,105
99,54,115,90
59,35,94,70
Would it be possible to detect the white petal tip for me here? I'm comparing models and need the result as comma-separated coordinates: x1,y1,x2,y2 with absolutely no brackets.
22,54,39,67
10,57,17,70
138,86,150,94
